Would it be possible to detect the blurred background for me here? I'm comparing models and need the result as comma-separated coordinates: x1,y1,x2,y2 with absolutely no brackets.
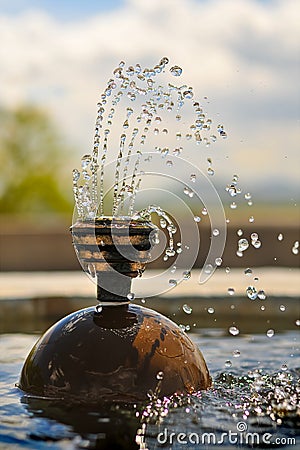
0,0,299,271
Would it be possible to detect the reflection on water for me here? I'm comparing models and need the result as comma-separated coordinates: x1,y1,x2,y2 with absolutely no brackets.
0,329,299,449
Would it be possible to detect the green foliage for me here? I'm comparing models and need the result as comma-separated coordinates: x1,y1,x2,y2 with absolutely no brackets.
0,105,73,214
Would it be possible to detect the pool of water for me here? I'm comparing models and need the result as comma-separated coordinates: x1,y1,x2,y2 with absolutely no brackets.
0,322,299,449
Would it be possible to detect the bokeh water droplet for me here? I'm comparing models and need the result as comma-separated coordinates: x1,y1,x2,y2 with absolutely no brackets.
277,233,284,241
279,304,286,312
225,360,232,368
228,287,235,296
215,257,222,266
233,349,240,358
244,268,252,275
127,292,135,301
212,228,220,236
169,279,177,287
194,216,201,222
207,307,215,314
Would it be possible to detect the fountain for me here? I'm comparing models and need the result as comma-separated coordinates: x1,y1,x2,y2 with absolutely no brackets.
18,57,228,402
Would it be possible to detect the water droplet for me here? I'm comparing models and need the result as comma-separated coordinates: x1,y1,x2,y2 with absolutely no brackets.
281,364,288,371
194,216,201,222
292,242,299,255
245,193,251,200
160,56,169,65
183,304,192,314
202,208,208,216
277,233,284,241
249,216,255,223
190,174,196,182
257,290,266,300
246,286,258,300
166,160,173,167
127,292,135,301
238,238,249,252
170,65,182,76
228,287,235,296
225,360,232,368
212,229,220,236
252,240,262,249
295,319,300,326
244,268,252,275
169,279,177,287
171,265,176,273
160,218,167,228
225,267,231,274
173,147,182,156
72,168,80,183
156,371,164,380
250,232,259,242
215,257,222,266
229,326,240,336
279,304,286,312
266,329,275,338
230,202,237,209
207,307,215,314
261,305,265,311
182,270,191,280
207,167,215,176
237,229,243,236
183,90,193,99
81,154,92,169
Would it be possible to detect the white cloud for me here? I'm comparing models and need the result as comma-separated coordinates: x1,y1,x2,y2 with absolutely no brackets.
0,0,299,194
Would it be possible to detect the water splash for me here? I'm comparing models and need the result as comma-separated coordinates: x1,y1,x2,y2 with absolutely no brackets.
72,57,224,220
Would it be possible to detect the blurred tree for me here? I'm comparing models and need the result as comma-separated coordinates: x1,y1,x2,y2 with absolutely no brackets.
0,105,73,214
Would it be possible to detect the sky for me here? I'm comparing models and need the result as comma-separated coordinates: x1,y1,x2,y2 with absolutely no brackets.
0,0,299,202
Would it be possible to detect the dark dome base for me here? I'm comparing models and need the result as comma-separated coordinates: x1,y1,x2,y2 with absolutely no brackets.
19,304,211,403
